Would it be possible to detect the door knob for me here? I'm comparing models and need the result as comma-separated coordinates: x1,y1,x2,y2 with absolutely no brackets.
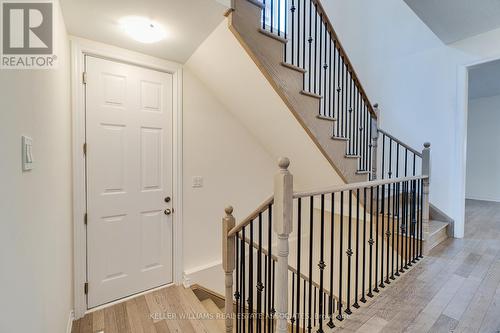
164,209,172,215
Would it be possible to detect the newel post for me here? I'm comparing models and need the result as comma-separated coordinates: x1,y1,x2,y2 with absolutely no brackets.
371,104,380,180
421,143,431,255
274,157,293,333
222,206,236,333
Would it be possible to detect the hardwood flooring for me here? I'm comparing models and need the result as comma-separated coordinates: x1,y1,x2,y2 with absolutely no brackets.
71,285,222,333
333,199,500,333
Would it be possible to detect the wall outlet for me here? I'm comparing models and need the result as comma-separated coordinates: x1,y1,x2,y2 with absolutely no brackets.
192,176,203,188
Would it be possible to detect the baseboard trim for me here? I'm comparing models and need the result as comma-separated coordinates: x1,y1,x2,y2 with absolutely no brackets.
66,310,75,333
183,260,223,295
465,195,500,203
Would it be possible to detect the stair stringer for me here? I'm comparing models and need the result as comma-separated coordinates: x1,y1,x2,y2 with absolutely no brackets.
228,0,367,184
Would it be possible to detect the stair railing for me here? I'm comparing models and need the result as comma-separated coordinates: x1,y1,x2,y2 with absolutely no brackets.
223,156,430,333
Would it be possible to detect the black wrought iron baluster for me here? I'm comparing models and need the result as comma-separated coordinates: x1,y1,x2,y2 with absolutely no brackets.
360,187,367,303
419,179,424,258
263,0,267,30
302,278,306,333
242,228,247,333
335,44,340,136
313,5,318,95
236,234,240,333
318,14,323,113
327,32,332,118
411,178,417,264
267,205,273,331
367,186,374,298
296,0,301,67
374,185,380,293
327,192,335,329
337,191,344,321
302,0,306,75
270,0,274,33
249,221,254,333
400,179,406,273
381,134,386,180
343,63,347,138
307,0,312,92
264,251,267,333
390,180,396,281
380,182,385,288
291,272,295,329
353,188,360,309
296,198,302,333
318,194,326,332
290,0,295,65
385,182,391,285
345,190,353,315
307,196,314,332
257,214,263,333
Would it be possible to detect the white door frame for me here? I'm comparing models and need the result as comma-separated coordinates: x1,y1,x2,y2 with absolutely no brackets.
456,53,500,239
71,37,183,319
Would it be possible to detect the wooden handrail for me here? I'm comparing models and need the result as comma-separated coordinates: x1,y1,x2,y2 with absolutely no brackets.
228,195,274,237
378,128,423,158
310,0,377,119
293,175,427,198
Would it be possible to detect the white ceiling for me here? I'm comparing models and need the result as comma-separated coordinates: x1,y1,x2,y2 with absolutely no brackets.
60,0,228,63
404,0,500,44
469,59,500,100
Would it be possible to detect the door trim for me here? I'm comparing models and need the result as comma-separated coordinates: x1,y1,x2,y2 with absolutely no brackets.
71,37,183,319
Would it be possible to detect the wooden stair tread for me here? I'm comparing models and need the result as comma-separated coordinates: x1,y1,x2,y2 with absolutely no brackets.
281,62,307,73
428,219,449,235
182,288,223,333
300,90,323,99
317,114,337,122
201,298,225,331
258,28,288,43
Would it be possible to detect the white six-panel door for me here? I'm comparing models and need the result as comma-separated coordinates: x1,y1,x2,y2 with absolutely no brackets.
85,56,173,308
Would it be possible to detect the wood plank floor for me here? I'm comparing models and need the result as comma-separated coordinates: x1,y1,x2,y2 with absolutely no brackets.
333,199,500,333
71,285,221,333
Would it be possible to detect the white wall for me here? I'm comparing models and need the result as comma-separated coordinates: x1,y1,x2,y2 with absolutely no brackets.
465,95,500,202
319,0,500,237
182,68,277,286
0,1,73,332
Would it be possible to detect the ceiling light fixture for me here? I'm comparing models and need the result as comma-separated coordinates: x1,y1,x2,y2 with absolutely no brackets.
119,16,167,44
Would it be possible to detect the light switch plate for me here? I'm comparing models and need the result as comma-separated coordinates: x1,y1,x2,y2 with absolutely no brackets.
192,176,203,188
22,136,33,171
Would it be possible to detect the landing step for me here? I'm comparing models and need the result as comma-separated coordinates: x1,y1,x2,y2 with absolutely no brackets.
258,28,288,43
281,62,307,73
317,115,337,122
356,170,371,175
345,154,361,159
426,219,449,253
300,90,323,99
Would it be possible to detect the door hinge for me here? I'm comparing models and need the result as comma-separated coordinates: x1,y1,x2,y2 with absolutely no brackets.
84,282,89,295
84,213,88,225
82,72,87,84
83,143,87,155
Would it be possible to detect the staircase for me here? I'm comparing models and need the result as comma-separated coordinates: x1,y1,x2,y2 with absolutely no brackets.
216,0,453,332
